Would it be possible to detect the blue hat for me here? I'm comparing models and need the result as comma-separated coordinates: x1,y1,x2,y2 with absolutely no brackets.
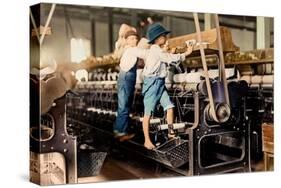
146,23,170,44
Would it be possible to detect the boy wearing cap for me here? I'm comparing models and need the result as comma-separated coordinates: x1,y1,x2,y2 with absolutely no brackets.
114,30,149,142
142,23,193,149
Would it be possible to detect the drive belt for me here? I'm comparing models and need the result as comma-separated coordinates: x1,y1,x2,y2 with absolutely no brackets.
214,14,230,106
193,13,230,122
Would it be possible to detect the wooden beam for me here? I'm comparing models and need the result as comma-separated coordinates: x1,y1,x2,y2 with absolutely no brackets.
167,26,240,53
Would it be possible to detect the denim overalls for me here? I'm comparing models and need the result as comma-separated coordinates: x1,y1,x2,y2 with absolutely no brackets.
114,63,137,134
142,76,174,116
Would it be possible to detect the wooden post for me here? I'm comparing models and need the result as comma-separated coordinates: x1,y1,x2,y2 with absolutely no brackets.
204,13,212,30
108,8,114,52
91,18,96,56
257,16,265,49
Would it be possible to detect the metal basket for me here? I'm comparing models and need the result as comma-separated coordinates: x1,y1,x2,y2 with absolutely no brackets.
78,151,107,177
154,138,189,168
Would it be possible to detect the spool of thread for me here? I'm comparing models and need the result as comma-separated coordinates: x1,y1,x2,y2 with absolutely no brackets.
92,71,98,81
107,68,112,81
206,68,235,79
88,72,93,81
225,68,235,79
158,123,186,131
111,72,118,81
250,84,260,88
251,75,262,84
262,75,273,84
208,69,219,79
107,73,112,81
96,73,102,81
184,83,198,91
173,73,186,83
262,83,273,88
240,75,273,85
102,73,107,81
185,72,202,83
139,118,161,124
75,69,88,82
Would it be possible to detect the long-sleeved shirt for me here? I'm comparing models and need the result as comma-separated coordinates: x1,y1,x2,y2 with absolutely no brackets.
142,44,186,78
120,46,148,72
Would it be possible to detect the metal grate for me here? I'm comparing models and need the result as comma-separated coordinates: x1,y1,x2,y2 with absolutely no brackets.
154,138,189,168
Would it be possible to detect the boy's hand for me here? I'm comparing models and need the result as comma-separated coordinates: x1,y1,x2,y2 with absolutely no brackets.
185,39,196,47
184,39,196,56
170,47,177,54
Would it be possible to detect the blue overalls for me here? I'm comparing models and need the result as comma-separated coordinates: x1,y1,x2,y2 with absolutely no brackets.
142,76,174,116
114,63,137,134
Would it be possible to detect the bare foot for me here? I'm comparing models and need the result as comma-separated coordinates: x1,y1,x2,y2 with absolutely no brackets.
168,134,176,139
168,128,176,139
144,141,155,150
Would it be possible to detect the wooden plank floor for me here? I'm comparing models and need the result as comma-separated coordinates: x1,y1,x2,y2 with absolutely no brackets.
78,153,269,184
78,154,180,183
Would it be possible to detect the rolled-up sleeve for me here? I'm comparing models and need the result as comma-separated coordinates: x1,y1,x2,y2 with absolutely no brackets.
128,47,149,60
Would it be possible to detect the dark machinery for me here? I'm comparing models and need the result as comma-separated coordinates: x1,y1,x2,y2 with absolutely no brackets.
30,76,107,185
245,76,274,162
66,74,251,175
30,76,78,184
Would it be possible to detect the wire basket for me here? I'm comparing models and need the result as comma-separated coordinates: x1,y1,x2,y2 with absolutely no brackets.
154,138,189,168
78,151,107,177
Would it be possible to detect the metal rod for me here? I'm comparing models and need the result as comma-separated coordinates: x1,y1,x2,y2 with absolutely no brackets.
158,123,186,131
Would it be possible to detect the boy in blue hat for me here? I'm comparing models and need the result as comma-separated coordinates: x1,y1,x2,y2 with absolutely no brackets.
114,30,149,142
142,23,193,149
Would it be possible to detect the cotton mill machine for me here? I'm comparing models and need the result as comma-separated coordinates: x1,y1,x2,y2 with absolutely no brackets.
65,15,273,175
